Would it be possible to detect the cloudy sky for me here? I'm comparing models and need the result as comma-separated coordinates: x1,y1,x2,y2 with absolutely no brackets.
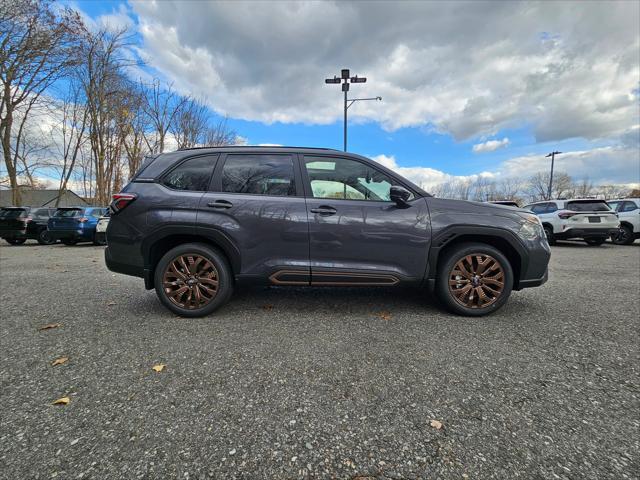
72,0,638,188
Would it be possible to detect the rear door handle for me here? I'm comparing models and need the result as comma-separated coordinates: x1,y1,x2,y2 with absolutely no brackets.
310,206,337,216
207,200,233,209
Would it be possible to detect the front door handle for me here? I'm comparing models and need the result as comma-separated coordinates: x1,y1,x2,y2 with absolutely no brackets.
207,200,233,209
310,206,337,216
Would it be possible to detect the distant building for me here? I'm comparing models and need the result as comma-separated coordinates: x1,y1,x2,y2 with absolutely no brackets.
0,189,88,207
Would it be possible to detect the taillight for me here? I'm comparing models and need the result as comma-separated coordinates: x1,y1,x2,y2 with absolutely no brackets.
558,211,577,219
78,217,89,223
110,193,137,213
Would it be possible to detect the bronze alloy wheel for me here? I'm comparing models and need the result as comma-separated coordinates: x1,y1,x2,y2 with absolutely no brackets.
162,254,219,310
448,254,505,309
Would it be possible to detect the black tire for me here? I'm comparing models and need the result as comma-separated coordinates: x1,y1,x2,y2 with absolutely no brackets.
4,238,26,246
435,242,514,317
61,238,77,246
93,234,106,246
584,237,606,246
543,225,556,245
37,229,56,245
611,225,634,245
154,243,233,317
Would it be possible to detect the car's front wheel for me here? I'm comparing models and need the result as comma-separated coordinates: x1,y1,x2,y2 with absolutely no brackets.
543,225,556,245
154,243,233,317
37,229,56,245
435,243,514,316
584,237,606,246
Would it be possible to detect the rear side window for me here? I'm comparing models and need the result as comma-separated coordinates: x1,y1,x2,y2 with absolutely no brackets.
546,203,558,213
220,154,296,196
529,204,548,214
55,209,82,217
163,155,215,191
567,201,611,212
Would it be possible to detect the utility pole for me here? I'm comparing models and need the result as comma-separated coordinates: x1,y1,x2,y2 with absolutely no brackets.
325,69,381,151
546,151,562,200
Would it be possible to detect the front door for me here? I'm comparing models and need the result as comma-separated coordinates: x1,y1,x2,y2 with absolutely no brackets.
301,155,431,285
197,152,310,283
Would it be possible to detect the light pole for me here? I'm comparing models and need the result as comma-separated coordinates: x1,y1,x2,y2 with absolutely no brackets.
546,151,561,200
325,68,381,151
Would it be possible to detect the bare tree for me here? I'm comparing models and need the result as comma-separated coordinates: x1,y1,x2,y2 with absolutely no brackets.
142,80,185,154
497,177,524,201
171,97,209,149
527,171,572,201
203,117,236,147
119,82,150,180
0,0,83,204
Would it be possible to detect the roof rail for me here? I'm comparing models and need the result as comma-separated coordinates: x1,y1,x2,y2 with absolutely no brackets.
176,145,341,152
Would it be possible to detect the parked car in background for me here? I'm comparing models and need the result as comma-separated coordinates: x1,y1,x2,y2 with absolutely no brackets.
106,146,550,318
488,200,519,208
94,210,110,246
0,207,57,245
606,198,640,245
523,199,619,246
47,207,108,245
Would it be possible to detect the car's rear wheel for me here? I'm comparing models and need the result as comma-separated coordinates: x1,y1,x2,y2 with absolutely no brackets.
5,238,26,246
611,225,634,245
154,243,233,317
435,243,513,316
584,237,606,246
543,225,556,245
37,229,56,245
61,238,77,246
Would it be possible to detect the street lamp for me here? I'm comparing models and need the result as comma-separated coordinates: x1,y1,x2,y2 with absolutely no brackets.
325,68,382,151
546,151,562,200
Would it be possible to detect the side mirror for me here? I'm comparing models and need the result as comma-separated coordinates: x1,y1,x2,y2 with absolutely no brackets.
390,185,412,207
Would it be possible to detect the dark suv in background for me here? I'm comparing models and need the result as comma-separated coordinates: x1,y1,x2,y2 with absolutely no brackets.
106,146,550,317
0,207,57,245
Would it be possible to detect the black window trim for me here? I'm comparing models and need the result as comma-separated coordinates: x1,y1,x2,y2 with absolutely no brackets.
209,152,303,198
158,153,220,193
299,153,417,203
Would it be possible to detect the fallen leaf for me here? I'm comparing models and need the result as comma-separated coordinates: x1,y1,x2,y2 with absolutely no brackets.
53,396,70,405
262,304,274,311
378,311,392,321
152,364,166,373
106,301,116,306
51,356,68,366
39,323,62,331
430,419,443,430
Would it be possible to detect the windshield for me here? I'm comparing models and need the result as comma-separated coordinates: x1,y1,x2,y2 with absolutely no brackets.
566,201,611,212
54,208,82,217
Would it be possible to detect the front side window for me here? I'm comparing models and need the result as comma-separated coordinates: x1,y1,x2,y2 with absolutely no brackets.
163,155,215,191
220,154,296,196
621,201,638,212
303,157,406,202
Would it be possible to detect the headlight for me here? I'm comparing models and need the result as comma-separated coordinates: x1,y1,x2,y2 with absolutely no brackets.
516,213,545,240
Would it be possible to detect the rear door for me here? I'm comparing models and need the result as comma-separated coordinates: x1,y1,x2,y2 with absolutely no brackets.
197,152,309,282
616,201,640,230
301,154,430,285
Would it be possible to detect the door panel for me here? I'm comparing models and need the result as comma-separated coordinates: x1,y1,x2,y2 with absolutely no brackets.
198,153,310,280
300,155,430,283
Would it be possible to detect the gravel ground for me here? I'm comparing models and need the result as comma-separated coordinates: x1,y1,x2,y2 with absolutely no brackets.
0,240,638,479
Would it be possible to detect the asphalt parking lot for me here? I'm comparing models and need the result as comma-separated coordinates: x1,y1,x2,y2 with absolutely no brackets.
0,241,638,479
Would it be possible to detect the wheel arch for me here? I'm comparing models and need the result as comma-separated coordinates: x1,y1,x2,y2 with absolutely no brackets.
142,229,240,289
619,220,634,231
427,226,526,289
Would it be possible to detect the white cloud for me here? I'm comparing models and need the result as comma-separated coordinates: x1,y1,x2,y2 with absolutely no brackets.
472,138,510,153
129,0,639,143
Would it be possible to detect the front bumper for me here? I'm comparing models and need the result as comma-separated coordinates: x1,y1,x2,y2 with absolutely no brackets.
555,228,618,240
518,268,548,289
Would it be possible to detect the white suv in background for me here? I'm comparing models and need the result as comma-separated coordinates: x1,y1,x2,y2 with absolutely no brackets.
606,198,640,245
523,199,619,246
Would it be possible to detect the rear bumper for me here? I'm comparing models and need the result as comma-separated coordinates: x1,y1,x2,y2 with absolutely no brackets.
105,246,145,279
48,229,94,241
555,228,618,239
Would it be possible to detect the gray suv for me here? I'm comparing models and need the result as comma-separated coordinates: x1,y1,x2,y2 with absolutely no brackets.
105,146,550,317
